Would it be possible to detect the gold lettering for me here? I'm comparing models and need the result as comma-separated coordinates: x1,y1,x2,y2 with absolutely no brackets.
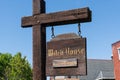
48,47,85,57
77,48,85,55
73,49,78,55
81,48,85,54
48,49,53,56
69,49,73,55
60,50,64,56
66,48,70,54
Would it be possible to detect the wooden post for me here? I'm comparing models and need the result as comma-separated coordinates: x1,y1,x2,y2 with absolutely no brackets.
21,0,91,80
33,0,46,80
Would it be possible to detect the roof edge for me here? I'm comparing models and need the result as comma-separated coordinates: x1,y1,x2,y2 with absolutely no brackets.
112,40,120,46
87,59,112,61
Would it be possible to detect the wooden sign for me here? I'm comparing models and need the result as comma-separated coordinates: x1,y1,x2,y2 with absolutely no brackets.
46,33,87,76
21,0,91,79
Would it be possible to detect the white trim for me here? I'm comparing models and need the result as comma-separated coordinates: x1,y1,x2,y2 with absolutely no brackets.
96,77,115,80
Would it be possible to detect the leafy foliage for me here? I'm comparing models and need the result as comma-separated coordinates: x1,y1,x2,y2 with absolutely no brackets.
0,52,32,80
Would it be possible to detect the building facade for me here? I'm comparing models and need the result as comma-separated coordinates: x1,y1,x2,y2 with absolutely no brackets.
112,41,120,80
79,59,114,80
50,59,114,80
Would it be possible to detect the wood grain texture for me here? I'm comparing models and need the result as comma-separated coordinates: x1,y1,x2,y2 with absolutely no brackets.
22,7,91,27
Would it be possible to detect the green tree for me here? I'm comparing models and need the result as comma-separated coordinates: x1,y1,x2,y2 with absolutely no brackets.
0,53,12,80
0,52,32,80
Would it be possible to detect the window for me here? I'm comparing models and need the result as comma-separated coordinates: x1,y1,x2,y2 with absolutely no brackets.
118,48,120,60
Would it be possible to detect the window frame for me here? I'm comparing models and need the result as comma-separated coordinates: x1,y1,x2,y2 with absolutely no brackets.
117,48,120,60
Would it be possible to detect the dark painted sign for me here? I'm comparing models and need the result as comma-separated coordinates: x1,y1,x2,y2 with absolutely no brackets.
46,33,87,76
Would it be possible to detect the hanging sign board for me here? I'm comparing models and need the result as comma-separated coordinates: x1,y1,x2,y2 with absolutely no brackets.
46,33,87,76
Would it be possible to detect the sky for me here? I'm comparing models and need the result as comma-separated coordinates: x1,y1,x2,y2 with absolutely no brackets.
0,0,120,66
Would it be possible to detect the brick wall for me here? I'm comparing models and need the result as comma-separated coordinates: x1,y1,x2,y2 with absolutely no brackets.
112,41,120,80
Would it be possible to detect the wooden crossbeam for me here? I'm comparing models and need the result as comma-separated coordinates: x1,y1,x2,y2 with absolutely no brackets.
22,7,91,27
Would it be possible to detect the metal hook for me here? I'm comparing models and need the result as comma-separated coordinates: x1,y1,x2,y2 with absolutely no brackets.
51,26,55,38
78,23,82,38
